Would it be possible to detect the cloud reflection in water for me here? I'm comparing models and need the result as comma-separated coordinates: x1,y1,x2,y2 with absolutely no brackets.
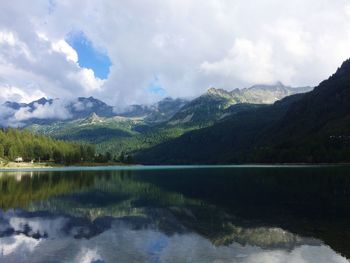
0,210,347,263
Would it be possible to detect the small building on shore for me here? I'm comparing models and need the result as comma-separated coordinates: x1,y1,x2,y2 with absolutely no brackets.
15,157,23,163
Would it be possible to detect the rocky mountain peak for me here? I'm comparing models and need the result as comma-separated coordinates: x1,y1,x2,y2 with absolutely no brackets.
35,97,50,105
206,87,231,97
85,112,103,123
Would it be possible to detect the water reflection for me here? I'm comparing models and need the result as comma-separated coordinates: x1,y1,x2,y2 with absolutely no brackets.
0,166,349,262
0,210,346,263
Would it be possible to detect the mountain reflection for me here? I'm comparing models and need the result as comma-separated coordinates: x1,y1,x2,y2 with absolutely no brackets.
0,166,350,262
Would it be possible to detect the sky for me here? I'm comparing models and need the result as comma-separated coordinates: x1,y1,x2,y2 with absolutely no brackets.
0,0,350,107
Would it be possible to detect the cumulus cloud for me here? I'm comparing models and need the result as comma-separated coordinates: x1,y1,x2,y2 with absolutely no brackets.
0,2,104,104
200,38,282,85
50,39,78,63
72,100,93,112
0,83,46,104
0,98,86,127
13,100,72,122
0,0,350,106
68,68,104,92
0,95,119,127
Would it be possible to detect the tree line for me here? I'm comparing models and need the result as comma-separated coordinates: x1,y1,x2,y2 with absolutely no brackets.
0,128,135,164
0,128,96,164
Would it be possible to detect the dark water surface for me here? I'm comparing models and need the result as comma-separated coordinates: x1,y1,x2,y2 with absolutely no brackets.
0,165,349,263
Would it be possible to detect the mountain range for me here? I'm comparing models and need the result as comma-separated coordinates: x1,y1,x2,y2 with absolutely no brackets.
1,81,314,161
167,82,311,127
1,82,310,127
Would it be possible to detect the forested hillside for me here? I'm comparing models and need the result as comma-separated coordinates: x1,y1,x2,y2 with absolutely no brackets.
134,96,297,164
0,129,95,164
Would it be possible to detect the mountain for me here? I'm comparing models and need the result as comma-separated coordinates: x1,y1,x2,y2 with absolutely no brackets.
67,96,115,119
2,96,116,126
135,59,350,164
2,96,188,128
29,112,143,144
2,83,308,128
119,97,188,123
3,97,56,125
262,58,350,162
4,97,54,111
27,111,188,156
240,82,311,104
134,96,296,164
16,81,312,158
167,88,235,127
167,83,312,127
25,97,189,155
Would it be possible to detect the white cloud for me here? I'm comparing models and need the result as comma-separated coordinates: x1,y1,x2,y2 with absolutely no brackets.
0,99,76,127
0,96,117,127
9,216,69,238
200,38,280,85
13,100,72,122
0,30,33,62
0,7,104,105
345,5,350,16
0,31,16,46
0,234,40,257
75,248,103,263
0,0,350,106
0,84,46,103
73,100,93,112
69,68,104,92
51,39,78,63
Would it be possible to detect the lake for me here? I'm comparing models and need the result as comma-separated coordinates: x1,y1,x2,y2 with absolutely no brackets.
0,165,349,263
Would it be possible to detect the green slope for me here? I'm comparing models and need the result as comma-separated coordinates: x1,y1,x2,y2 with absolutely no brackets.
134,97,297,164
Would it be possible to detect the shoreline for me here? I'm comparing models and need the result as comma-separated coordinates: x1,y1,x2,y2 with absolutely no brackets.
0,162,350,172
0,161,129,170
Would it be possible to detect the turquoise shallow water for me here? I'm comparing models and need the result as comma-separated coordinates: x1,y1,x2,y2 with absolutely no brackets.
0,163,345,172
0,166,350,262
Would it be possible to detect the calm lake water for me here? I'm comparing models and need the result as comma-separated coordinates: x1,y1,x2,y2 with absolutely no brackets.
0,165,350,263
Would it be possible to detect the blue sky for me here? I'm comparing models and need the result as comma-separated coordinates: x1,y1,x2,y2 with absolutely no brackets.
66,31,111,79
67,31,166,97
147,77,167,96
